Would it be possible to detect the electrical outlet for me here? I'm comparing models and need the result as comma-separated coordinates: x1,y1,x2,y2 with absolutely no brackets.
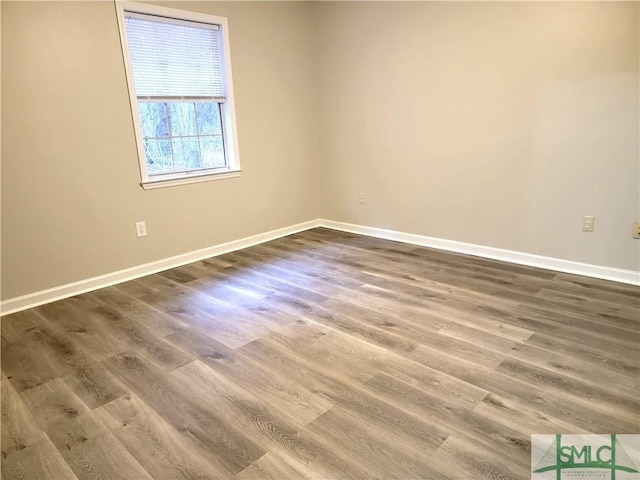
633,222,640,239
136,221,147,238
359,193,365,205
582,216,594,232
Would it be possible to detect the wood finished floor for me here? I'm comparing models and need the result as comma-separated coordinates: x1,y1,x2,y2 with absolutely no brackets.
1,227,639,479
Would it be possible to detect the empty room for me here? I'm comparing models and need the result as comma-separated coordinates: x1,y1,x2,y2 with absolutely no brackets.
1,1,639,479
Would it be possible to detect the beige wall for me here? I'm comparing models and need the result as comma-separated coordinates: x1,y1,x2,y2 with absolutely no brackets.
317,1,639,271
1,1,320,299
2,1,638,301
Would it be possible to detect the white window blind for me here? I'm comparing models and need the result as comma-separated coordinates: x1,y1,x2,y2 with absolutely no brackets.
124,13,225,99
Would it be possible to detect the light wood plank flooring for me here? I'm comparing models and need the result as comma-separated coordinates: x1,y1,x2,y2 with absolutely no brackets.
2,228,639,479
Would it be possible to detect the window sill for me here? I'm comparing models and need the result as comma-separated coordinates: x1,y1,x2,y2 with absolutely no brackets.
141,169,242,190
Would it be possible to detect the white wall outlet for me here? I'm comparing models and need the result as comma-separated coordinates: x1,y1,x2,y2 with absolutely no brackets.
633,222,640,239
136,221,147,237
359,193,365,204
582,216,594,232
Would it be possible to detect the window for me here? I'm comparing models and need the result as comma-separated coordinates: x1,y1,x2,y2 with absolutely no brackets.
116,2,241,189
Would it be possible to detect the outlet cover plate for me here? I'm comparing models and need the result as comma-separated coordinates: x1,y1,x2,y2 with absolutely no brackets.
136,221,147,238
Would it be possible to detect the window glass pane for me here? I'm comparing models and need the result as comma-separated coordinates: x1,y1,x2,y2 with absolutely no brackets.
144,139,172,174
138,102,169,138
196,102,223,135
168,102,197,136
201,136,226,168
171,138,201,171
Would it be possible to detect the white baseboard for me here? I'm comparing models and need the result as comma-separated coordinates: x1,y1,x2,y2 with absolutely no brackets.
0,219,321,316
2,217,637,316
318,219,640,286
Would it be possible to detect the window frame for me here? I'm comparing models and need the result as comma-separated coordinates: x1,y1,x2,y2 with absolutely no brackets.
115,1,241,190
